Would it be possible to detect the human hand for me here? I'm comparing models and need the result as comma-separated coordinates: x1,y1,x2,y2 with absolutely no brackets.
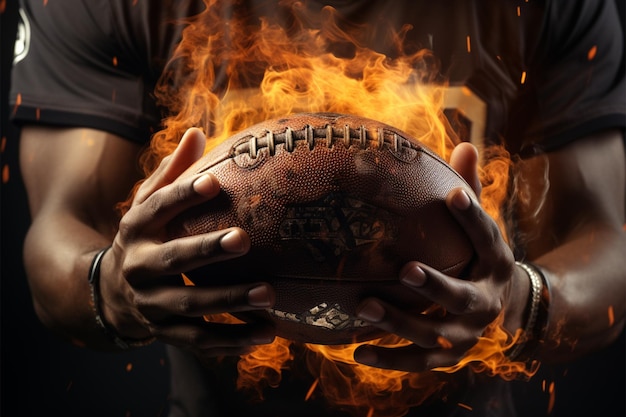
99,128,276,357
353,143,518,372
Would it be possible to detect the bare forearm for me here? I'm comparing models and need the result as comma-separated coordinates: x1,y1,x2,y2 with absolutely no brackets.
19,127,143,349
23,212,118,350
533,224,626,363
513,130,626,363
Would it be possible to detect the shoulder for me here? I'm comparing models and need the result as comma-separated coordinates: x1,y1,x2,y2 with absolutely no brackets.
513,0,625,153
534,0,624,62
10,0,203,145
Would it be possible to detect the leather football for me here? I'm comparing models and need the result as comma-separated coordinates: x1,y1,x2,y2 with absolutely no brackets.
168,112,475,345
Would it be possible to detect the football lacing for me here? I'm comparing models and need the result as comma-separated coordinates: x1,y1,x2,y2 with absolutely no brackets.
234,124,421,158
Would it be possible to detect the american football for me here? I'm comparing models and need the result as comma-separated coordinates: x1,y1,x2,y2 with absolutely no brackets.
168,112,475,345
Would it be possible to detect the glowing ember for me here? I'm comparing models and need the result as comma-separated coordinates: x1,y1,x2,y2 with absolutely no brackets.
2,165,9,184
12,93,21,115
437,336,453,349
587,45,597,61
304,378,319,401
133,1,532,415
458,402,473,411
547,380,556,413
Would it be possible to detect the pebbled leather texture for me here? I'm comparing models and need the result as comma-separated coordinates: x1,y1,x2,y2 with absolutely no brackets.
169,113,475,344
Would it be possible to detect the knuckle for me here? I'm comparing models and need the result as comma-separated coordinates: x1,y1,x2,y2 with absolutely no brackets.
120,257,139,281
145,181,193,219
423,326,444,349
199,235,220,257
132,292,149,310
145,323,161,338
385,320,402,337
146,192,164,218
486,298,503,321
176,294,195,315
175,181,189,202
458,286,479,314
422,356,435,371
185,327,205,345
378,309,404,336
222,288,239,308
425,338,442,351
161,245,184,273
117,213,136,241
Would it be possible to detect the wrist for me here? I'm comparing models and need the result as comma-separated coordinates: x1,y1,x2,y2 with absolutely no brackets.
505,261,551,362
502,262,531,336
88,246,155,350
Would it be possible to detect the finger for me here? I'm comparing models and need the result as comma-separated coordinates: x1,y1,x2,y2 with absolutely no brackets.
353,344,465,372
446,188,511,279
355,297,480,351
449,142,481,197
124,227,251,284
355,298,438,349
135,282,275,321
153,320,276,350
399,262,486,316
120,172,220,238
134,127,207,204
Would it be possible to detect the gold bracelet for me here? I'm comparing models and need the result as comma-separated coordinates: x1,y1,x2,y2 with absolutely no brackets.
507,261,544,361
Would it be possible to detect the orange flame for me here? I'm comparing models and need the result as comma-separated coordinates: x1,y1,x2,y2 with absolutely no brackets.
2,165,9,184
138,1,531,415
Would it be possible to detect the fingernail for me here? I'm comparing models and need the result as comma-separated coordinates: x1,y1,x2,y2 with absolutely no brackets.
193,174,218,196
220,230,246,253
452,189,471,210
356,301,385,323
251,327,276,345
354,346,378,366
401,264,426,287
248,285,273,308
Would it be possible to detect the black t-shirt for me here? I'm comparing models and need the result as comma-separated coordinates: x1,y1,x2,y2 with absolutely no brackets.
9,1,626,417
10,0,625,152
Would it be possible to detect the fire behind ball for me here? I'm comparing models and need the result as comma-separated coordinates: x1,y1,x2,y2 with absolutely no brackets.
168,112,476,345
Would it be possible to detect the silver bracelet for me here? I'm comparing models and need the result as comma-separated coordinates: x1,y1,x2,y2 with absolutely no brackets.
507,261,543,361
88,246,155,349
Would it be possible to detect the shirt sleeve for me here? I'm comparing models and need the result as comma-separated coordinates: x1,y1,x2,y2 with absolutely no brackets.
9,0,167,144
515,0,626,154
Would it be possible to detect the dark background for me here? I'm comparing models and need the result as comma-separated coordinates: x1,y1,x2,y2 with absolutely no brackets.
1,1,624,416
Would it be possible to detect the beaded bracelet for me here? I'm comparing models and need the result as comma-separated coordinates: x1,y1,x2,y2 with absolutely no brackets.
507,261,551,362
88,246,155,349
